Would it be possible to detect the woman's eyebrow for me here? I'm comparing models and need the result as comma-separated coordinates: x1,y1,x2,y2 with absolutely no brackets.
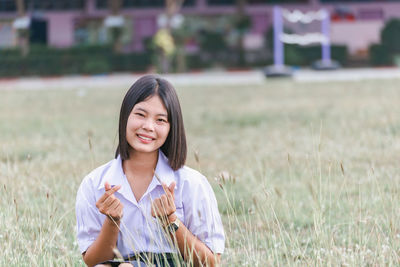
134,107,147,113
135,107,167,117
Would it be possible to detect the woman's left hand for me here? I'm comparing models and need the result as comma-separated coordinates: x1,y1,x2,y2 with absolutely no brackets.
151,181,176,223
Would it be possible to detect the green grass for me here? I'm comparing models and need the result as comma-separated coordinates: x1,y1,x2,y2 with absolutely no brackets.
1,78,399,266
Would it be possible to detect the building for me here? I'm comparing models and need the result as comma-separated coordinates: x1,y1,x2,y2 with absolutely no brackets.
0,0,399,56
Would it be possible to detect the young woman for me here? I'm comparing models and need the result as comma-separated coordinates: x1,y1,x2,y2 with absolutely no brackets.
76,75,225,267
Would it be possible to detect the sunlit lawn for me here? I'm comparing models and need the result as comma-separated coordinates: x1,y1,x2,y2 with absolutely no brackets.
1,77,399,266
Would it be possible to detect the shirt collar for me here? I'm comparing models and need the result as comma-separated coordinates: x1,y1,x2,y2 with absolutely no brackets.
153,150,175,187
144,150,176,198
97,150,176,191
97,154,126,190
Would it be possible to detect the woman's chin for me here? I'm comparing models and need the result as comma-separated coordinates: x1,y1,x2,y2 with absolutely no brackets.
130,143,160,154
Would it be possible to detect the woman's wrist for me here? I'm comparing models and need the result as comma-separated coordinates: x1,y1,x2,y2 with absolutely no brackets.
167,212,177,223
106,215,121,226
159,212,178,228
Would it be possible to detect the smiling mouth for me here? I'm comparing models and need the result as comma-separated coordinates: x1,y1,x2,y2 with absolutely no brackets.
137,134,154,141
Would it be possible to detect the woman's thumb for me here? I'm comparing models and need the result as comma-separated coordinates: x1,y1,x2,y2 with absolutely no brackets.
104,181,111,191
168,181,176,195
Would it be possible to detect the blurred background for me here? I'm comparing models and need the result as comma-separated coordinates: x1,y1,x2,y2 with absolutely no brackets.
2,2,400,265
1,0,400,77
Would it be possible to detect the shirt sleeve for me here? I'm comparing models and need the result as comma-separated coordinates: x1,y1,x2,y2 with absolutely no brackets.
181,172,225,254
75,176,104,254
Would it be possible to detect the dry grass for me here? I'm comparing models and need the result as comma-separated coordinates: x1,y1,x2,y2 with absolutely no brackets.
1,77,399,266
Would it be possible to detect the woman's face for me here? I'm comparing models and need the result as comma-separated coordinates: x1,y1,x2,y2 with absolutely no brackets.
126,95,170,155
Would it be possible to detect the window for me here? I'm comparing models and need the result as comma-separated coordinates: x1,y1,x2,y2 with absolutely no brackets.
74,18,108,45
320,0,400,2
248,0,309,3
0,20,16,47
96,0,195,9
0,0,85,12
0,0,16,12
207,0,309,5
25,0,84,11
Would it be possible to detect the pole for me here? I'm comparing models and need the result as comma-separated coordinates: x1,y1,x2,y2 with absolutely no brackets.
273,6,284,67
321,9,331,63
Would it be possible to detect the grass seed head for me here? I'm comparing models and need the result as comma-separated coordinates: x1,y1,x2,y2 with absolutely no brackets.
340,162,345,176
274,187,282,198
218,170,236,184
194,150,200,164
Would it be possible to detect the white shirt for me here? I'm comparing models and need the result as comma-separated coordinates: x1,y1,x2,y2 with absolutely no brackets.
76,150,225,257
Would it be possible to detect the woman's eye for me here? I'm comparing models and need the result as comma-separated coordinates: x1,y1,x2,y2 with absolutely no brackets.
135,113,145,117
157,118,167,123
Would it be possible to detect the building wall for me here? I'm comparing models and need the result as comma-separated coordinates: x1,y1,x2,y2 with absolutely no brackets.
1,1,400,55
133,16,157,51
47,13,76,48
331,21,384,55
0,20,16,47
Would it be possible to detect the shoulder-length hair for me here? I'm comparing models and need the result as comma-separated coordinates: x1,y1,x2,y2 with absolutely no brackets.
115,74,187,171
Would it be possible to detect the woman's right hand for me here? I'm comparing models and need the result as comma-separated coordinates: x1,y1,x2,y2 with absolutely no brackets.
96,181,123,222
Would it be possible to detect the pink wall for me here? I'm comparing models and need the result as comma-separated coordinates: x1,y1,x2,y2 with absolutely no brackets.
133,16,157,51
47,13,75,48
251,13,272,34
2,1,400,53
331,21,384,54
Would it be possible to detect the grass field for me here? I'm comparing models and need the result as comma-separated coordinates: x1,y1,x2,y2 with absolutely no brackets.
1,77,399,266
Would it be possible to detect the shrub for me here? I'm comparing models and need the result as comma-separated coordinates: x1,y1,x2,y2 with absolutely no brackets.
381,19,400,54
369,44,391,66
0,45,151,77
82,59,111,74
369,18,400,66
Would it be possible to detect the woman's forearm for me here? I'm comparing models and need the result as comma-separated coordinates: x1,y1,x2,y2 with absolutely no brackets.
82,217,121,267
169,215,220,267
151,182,222,266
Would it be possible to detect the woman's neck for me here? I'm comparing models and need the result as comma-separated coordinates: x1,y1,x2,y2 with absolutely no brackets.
122,150,159,202
122,149,158,178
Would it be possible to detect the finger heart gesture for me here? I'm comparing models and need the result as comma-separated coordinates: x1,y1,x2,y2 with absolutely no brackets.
151,181,176,222
96,181,124,222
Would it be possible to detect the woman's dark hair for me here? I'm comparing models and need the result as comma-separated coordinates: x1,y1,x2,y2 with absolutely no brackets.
115,74,187,171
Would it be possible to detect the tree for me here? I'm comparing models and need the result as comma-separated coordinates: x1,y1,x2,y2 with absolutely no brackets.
234,0,251,66
156,0,185,73
381,19,400,54
106,0,123,53
14,0,30,56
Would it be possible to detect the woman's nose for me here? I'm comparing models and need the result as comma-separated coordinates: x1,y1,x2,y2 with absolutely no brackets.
142,118,155,131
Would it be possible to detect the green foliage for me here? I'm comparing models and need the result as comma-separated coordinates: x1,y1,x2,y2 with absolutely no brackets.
303,45,348,65
180,15,254,68
381,19,400,54
369,44,391,66
82,59,110,74
369,19,400,66
185,54,213,70
234,14,251,33
110,53,151,72
198,30,227,54
0,45,151,77
284,45,304,65
277,44,348,66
